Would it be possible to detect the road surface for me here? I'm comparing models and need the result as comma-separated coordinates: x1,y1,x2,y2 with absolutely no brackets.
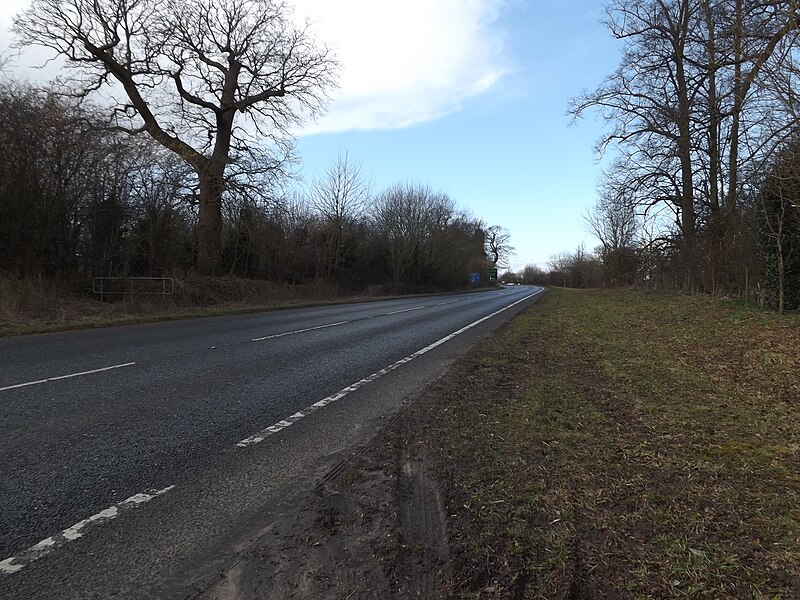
0,285,545,598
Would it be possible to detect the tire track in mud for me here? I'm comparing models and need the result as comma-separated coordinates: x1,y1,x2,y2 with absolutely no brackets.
194,413,452,600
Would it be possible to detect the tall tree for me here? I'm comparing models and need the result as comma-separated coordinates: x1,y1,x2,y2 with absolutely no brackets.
585,188,640,286
373,182,468,287
484,225,514,267
758,136,800,313
309,152,371,280
0,82,107,275
692,0,800,218
573,0,800,290
572,0,699,278
14,0,336,274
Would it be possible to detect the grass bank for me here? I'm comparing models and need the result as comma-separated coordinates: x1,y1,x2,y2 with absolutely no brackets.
0,275,346,337
431,288,800,598
0,274,492,338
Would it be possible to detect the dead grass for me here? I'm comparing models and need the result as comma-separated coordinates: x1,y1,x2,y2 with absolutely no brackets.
0,274,496,337
0,274,355,336
427,288,800,598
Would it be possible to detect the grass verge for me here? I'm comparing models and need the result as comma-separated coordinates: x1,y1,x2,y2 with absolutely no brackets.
0,274,495,338
428,288,800,598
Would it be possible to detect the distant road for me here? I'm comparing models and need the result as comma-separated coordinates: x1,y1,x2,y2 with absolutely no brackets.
0,285,545,598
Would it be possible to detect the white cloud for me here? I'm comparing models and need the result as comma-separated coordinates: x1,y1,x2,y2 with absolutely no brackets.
0,0,509,134
294,0,509,135
0,0,27,51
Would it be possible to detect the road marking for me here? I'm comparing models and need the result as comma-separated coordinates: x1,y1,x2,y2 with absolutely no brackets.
436,300,458,306
236,290,543,448
386,306,425,315
0,362,137,392
251,321,349,342
0,485,175,575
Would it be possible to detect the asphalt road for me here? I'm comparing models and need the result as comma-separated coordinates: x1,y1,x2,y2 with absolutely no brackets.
0,285,545,599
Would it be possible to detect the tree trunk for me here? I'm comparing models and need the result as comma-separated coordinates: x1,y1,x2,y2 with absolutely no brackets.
197,170,224,275
727,0,745,213
675,0,696,289
777,238,785,315
704,0,720,213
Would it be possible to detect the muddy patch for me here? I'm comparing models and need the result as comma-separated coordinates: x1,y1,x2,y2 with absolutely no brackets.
197,419,451,600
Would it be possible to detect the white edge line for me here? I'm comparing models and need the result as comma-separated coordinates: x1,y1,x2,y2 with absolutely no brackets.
0,362,137,393
251,320,349,342
386,306,426,315
0,485,175,575
236,289,544,448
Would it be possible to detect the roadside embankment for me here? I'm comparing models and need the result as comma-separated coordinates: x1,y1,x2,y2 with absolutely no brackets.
0,274,493,337
430,287,800,597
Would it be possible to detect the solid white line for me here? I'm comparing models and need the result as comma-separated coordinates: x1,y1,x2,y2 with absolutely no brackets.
236,289,543,448
386,306,426,315
0,485,175,575
251,321,349,342
0,362,137,392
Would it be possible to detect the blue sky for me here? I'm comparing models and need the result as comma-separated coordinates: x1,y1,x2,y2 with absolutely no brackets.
291,1,622,271
0,0,622,271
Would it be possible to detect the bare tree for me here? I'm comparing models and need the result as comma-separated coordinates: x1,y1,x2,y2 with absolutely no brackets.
14,0,336,274
758,137,800,313
585,184,641,286
309,152,371,279
484,225,514,267
761,182,790,314
521,264,546,285
572,0,699,275
573,0,800,292
310,152,371,222
586,192,638,253
373,182,459,286
124,140,196,275
547,252,571,287
0,82,110,275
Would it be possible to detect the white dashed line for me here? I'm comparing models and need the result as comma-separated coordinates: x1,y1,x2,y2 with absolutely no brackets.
386,306,426,315
236,290,543,448
0,485,175,575
251,321,350,342
436,300,459,306
0,362,137,392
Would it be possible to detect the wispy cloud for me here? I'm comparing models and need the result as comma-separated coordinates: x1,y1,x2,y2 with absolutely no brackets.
295,0,509,135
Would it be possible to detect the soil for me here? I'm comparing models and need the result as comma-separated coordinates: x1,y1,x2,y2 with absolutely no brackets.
195,398,457,600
